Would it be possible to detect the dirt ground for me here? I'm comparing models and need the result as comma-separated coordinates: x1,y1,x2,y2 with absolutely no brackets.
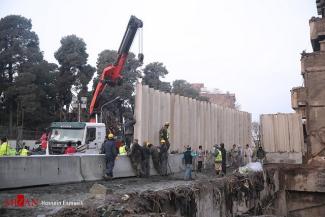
0,170,223,217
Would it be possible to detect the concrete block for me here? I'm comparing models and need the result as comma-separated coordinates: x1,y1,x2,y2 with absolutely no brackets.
266,152,302,164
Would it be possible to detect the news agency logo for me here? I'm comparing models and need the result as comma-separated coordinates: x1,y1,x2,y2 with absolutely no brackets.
3,194,39,208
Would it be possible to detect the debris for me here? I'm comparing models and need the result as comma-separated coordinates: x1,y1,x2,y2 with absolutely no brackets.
121,194,130,201
89,183,107,199
239,162,263,174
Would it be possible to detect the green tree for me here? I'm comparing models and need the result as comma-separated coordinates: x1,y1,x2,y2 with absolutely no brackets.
172,80,209,101
0,15,43,134
142,62,171,92
93,50,142,131
54,35,95,120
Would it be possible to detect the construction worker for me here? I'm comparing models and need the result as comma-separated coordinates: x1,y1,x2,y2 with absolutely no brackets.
243,144,253,165
159,122,170,146
101,133,118,180
159,139,169,176
64,141,76,154
124,116,136,149
76,140,86,153
230,144,240,169
149,143,160,174
19,146,30,156
197,146,204,172
220,143,227,175
183,146,193,180
256,145,266,164
119,143,127,156
0,137,10,156
128,139,143,177
141,141,151,177
214,145,222,175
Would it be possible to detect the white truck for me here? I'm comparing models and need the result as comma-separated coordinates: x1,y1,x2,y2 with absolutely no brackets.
48,122,106,154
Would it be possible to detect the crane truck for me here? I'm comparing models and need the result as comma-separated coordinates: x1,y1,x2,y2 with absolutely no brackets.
48,16,143,154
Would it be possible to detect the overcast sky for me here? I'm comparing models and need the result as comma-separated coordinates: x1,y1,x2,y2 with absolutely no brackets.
0,0,317,120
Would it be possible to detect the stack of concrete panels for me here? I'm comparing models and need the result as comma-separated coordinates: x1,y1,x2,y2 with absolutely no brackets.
134,83,252,152
260,113,304,164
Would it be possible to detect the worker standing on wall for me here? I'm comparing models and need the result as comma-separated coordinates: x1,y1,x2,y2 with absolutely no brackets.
159,122,170,146
101,133,118,180
159,139,169,176
141,141,151,177
128,139,143,177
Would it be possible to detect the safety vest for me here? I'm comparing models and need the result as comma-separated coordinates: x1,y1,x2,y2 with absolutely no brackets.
0,142,10,156
215,149,222,162
20,148,29,156
119,145,127,155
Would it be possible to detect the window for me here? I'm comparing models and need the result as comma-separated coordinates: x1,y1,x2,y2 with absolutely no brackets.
86,128,96,143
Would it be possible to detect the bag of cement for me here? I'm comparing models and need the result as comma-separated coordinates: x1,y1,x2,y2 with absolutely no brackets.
238,162,263,174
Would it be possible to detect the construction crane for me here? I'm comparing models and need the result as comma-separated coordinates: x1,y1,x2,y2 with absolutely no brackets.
47,16,143,154
89,15,143,123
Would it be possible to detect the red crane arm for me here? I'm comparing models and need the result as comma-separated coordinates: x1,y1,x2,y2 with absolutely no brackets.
89,16,143,122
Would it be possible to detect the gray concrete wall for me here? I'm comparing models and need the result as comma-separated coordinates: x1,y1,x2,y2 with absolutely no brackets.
0,154,183,189
260,113,304,164
134,83,252,152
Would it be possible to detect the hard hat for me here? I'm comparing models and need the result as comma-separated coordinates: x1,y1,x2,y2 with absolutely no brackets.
164,122,169,126
108,133,114,138
160,139,166,143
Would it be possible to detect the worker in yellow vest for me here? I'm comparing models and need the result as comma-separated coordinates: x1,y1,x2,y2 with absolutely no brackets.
0,137,10,156
119,143,127,156
19,146,30,156
214,144,222,175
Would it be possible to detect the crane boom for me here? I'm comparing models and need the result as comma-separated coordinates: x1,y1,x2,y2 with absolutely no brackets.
89,16,143,122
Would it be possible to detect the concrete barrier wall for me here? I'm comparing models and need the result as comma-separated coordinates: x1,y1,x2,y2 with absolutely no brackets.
0,154,183,189
260,113,304,164
134,83,252,151
260,113,304,153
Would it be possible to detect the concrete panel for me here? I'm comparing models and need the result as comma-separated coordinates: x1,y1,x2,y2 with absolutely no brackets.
284,167,325,192
141,85,150,144
0,155,83,189
134,84,252,153
266,152,302,164
134,83,142,142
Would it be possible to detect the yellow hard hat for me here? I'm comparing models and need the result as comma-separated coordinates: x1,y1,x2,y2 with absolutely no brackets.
164,122,170,126
108,133,114,138
160,139,166,143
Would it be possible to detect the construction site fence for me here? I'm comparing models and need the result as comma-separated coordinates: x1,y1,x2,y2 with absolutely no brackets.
134,83,252,152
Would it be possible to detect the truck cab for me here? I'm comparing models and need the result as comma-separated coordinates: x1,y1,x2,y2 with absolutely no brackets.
48,122,106,154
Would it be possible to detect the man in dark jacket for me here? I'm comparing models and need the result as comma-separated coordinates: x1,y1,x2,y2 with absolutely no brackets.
101,133,117,180
183,146,193,180
141,142,151,178
149,143,160,174
220,143,227,175
159,139,169,176
128,139,143,177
